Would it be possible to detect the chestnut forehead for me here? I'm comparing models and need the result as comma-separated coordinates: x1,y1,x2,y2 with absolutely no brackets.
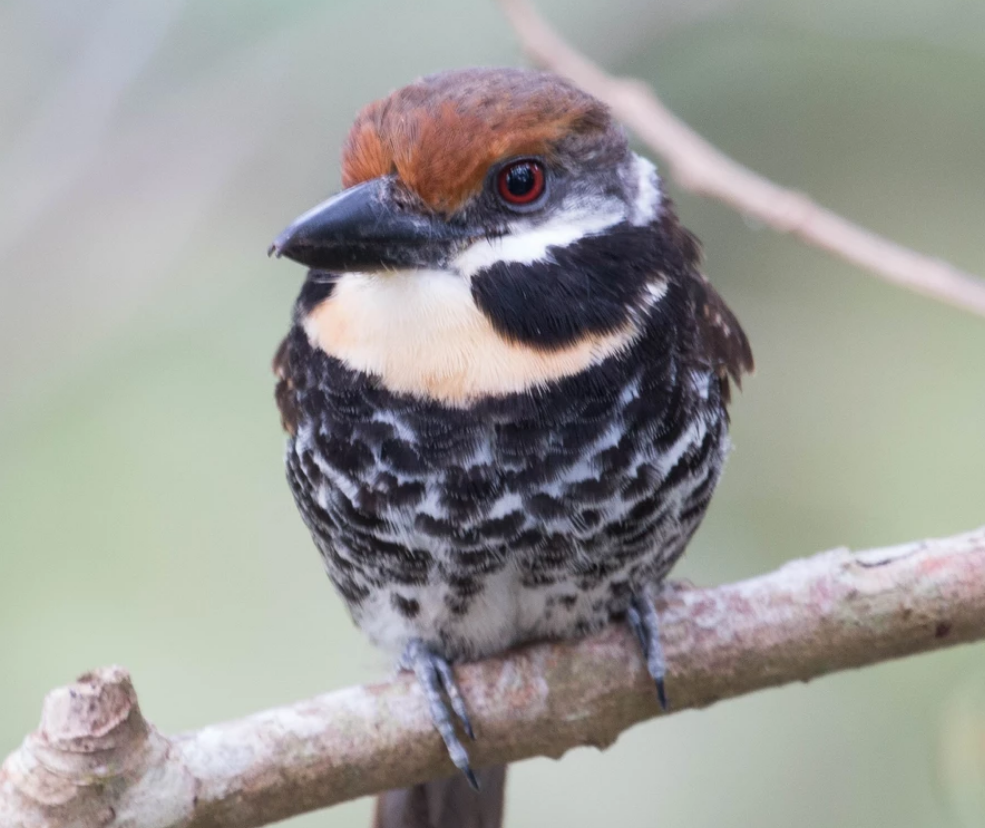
340,69,612,213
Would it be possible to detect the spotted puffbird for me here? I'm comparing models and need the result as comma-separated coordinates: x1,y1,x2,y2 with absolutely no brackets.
269,67,753,828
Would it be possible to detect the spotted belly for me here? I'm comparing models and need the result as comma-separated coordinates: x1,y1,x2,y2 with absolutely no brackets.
285,354,729,661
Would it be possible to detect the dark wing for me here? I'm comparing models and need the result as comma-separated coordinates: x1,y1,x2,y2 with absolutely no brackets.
682,271,754,405
272,334,300,436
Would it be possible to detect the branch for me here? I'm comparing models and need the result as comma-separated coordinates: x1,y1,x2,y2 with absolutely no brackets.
498,0,985,320
3,528,985,828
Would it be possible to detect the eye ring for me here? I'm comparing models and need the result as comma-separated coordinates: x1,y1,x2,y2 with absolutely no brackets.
496,159,547,208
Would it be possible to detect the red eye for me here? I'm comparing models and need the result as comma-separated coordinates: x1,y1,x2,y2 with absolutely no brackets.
496,160,546,206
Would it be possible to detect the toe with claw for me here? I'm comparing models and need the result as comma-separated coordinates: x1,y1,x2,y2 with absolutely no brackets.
627,590,669,711
401,640,479,789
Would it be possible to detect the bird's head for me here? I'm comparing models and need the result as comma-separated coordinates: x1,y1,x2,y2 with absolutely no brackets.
268,68,704,406
269,67,660,276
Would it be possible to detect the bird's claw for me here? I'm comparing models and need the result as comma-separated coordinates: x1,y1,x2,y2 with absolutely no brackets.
627,591,669,711
433,656,476,740
402,640,479,789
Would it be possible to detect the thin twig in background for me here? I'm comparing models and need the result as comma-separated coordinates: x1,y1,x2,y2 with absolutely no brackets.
3,527,984,828
498,0,985,321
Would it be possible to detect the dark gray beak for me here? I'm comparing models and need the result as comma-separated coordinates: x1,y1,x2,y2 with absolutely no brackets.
268,177,470,271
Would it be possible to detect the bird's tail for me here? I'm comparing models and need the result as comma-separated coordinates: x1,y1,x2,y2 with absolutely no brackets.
372,765,507,828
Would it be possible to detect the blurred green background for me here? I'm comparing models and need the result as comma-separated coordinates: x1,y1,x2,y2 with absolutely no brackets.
2,0,984,826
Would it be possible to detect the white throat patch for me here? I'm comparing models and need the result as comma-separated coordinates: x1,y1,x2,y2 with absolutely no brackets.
302,269,645,406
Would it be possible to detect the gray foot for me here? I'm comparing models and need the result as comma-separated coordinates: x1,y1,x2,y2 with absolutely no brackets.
627,591,669,710
401,640,478,789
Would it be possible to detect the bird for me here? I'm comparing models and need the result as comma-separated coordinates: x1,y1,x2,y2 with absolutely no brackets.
269,66,752,828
